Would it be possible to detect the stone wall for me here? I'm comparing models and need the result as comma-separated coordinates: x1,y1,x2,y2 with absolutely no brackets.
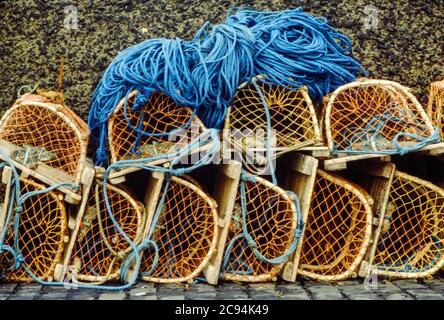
0,0,442,119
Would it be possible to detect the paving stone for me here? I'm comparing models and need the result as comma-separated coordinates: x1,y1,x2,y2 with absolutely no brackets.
98,292,127,300
8,295,35,300
159,295,185,300
347,293,383,300
39,291,69,300
384,293,414,300
130,284,156,297
275,283,310,300
67,294,97,300
0,294,11,300
130,295,157,300
185,284,217,300
15,283,42,293
307,285,345,300
406,289,444,300
248,283,278,300
392,280,428,290
0,283,17,293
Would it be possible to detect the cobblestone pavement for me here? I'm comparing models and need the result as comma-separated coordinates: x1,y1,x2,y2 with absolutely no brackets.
2,278,444,300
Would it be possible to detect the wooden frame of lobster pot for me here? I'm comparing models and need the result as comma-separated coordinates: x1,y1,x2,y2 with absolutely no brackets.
221,173,301,283
366,170,444,279
298,169,373,281
60,173,145,284
107,90,212,184
323,79,441,171
278,153,319,282
223,75,327,171
137,172,219,284
0,92,90,205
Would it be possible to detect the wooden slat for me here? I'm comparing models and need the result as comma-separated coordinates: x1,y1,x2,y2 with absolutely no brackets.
53,162,96,282
280,153,319,282
203,160,242,285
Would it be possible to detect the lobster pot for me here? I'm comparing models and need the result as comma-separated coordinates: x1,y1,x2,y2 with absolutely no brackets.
298,170,373,281
66,182,145,284
371,171,444,278
222,175,298,282
109,90,206,163
140,176,218,284
324,79,436,155
0,178,67,283
0,93,89,187
224,76,321,162
427,80,444,139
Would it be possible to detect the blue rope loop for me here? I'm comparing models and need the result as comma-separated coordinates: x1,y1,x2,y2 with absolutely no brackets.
331,98,440,156
88,7,364,165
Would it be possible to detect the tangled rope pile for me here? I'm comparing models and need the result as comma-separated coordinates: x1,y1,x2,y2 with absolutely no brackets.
88,7,365,165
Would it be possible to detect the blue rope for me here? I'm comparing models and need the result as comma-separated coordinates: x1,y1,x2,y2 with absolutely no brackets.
88,7,364,165
222,171,304,275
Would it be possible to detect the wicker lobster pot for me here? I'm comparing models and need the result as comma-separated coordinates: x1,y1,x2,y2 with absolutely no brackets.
108,90,206,163
324,79,437,155
65,181,145,284
427,79,444,139
224,75,321,163
298,169,373,281
370,171,444,278
0,93,89,188
0,178,67,283
222,174,299,283
140,176,218,284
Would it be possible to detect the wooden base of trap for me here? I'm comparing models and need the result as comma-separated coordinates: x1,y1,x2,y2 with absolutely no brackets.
202,160,242,285
52,162,96,282
335,162,396,278
323,142,444,172
279,153,319,282
0,139,83,205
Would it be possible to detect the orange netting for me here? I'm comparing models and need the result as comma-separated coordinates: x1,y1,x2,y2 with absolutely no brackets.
298,169,372,281
0,178,67,283
372,171,444,278
140,176,217,283
0,93,89,184
67,182,144,283
225,76,320,160
222,175,297,282
109,90,205,163
427,80,444,139
324,79,436,154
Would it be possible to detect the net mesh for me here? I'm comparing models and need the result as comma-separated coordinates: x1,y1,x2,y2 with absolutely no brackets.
298,170,372,280
227,78,319,158
223,177,296,281
0,178,67,283
0,94,87,182
372,171,444,276
67,182,144,283
141,177,217,283
109,91,204,163
326,80,435,154
427,80,444,139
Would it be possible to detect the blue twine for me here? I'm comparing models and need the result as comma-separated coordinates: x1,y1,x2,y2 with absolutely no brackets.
88,7,364,165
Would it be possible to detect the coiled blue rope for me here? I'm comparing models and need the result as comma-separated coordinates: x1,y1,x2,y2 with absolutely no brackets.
88,7,364,165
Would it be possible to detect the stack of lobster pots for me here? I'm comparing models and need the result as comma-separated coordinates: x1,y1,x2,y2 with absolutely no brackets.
1,78,444,287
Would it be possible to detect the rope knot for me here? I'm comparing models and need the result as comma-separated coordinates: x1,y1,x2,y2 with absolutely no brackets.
15,206,23,214
14,254,25,269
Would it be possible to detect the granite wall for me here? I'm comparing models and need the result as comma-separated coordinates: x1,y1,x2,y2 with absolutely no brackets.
0,0,442,120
